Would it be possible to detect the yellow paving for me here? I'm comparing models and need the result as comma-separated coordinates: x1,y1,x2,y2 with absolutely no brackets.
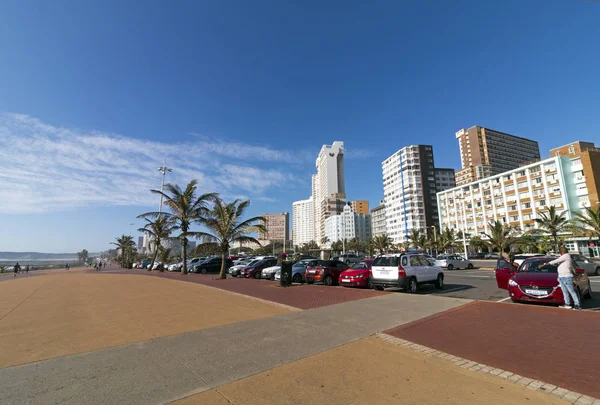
0,273,290,368
172,337,568,405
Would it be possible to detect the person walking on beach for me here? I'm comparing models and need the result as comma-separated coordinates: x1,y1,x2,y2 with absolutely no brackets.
25,265,29,274
65,263,70,271
14,263,20,277
538,246,580,310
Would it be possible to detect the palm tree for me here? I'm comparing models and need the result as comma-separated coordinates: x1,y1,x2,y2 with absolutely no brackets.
469,236,488,253
482,220,519,253
111,235,136,268
372,234,393,254
331,240,344,254
408,228,421,248
196,197,266,279
157,246,173,270
77,249,89,264
571,206,600,240
137,216,177,271
138,180,216,275
320,236,330,246
438,228,456,253
534,206,570,252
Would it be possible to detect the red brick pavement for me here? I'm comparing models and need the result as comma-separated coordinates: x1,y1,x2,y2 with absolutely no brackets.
385,301,600,399
106,269,388,310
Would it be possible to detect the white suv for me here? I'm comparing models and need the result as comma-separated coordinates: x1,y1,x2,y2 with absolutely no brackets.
370,254,444,293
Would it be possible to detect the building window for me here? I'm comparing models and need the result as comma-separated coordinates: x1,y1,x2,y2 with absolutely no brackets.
568,146,575,154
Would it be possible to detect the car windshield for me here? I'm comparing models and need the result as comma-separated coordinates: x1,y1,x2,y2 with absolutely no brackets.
247,260,260,266
351,262,369,269
293,260,313,268
520,259,558,273
436,255,447,260
373,256,400,267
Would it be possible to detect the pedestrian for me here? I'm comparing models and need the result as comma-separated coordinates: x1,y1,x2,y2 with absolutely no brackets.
538,246,580,310
25,265,29,274
93,262,97,271
13,262,20,278
103,262,107,269
65,263,70,271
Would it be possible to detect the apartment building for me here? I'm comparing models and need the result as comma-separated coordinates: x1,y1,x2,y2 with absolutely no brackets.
435,168,456,192
382,145,438,244
259,213,290,245
370,201,386,238
350,200,370,215
312,142,346,246
455,126,540,186
324,204,372,245
437,155,595,254
292,197,314,246
550,141,600,206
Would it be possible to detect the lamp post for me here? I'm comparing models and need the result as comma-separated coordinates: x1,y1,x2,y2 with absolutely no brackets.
157,159,173,214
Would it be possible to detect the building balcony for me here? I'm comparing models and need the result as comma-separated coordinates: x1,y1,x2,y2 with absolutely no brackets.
574,176,586,184
547,179,559,185
571,163,583,172
576,187,589,197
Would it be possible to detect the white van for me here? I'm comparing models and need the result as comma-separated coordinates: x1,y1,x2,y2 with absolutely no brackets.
370,254,444,293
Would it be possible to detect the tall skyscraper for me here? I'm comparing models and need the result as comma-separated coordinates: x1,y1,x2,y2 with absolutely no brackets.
350,200,370,215
292,197,315,247
258,213,290,245
455,126,540,186
324,204,372,245
312,141,345,245
550,141,600,206
382,145,439,244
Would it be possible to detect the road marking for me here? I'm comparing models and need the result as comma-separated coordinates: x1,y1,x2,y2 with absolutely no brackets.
436,287,469,294
444,274,492,279
496,297,512,302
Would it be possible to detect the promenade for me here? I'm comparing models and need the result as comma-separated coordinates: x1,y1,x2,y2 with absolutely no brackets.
0,267,595,404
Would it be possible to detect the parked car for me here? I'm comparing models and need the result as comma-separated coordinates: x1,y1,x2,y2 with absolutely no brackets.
275,259,323,283
339,259,375,288
435,254,473,270
193,257,233,274
261,264,281,280
240,258,278,279
305,260,349,286
167,262,181,272
370,254,444,293
485,253,499,259
495,256,592,305
229,259,260,277
333,254,361,265
469,252,487,259
570,254,600,276
233,257,254,266
140,259,151,269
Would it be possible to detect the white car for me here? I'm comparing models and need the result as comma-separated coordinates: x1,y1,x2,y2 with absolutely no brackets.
435,254,473,270
168,262,181,271
261,265,281,280
370,254,444,293
152,262,163,270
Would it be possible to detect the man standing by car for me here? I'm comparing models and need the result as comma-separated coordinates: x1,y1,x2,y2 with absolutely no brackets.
539,246,581,310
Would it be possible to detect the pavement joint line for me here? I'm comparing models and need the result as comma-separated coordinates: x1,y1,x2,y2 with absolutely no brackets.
0,277,53,322
376,333,599,404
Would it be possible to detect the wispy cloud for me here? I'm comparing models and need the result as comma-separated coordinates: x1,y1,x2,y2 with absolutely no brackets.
0,113,304,214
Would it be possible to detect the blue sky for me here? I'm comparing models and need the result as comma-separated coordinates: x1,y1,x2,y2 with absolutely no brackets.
1,0,599,253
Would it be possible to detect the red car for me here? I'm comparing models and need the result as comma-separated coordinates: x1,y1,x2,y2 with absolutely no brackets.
339,259,374,288
495,257,592,305
305,260,349,286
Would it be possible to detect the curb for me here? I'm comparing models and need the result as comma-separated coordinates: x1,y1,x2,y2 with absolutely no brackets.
377,333,600,405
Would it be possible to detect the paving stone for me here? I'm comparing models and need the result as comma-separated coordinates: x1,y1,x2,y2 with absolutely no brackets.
507,374,523,383
563,391,582,403
499,371,514,379
488,368,504,376
574,396,596,405
539,383,558,393
516,377,534,386
550,387,569,398
526,380,543,391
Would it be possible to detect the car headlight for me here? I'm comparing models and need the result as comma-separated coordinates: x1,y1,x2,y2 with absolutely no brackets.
508,279,518,287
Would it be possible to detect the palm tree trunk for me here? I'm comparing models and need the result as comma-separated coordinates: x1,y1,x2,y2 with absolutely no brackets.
181,237,188,275
219,250,227,279
149,239,159,271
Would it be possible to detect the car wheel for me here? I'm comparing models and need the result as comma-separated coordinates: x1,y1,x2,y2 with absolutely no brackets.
467,263,474,269
585,281,592,299
595,267,600,276
435,274,444,289
447,264,454,270
366,277,373,289
375,286,384,291
406,277,418,294
511,298,519,303
324,275,334,286
253,272,261,279
292,273,302,284
200,268,207,274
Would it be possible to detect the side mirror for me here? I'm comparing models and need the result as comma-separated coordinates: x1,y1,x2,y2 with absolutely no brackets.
575,268,585,275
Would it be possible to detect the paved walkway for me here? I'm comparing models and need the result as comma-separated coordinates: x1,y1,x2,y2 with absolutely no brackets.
385,300,600,399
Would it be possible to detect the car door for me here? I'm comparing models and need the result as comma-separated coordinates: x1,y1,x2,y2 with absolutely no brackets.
408,255,425,282
495,258,517,290
335,261,349,281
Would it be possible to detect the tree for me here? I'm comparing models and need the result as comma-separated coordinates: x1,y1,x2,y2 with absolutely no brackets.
372,234,393,255
408,229,421,248
111,235,136,268
193,242,219,257
157,246,173,270
299,240,319,254
517,234,539,253
77,249,89,264
137,216,177,271
331,240,343,254
482,220,519,253
571,206,600,240
469,236,487,252
196,197,266,279
320,236,330,246
534,206,570,253
138,180,216,275
437,228,456,253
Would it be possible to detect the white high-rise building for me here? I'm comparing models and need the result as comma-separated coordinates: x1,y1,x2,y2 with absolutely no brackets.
292,197,314,247
312,141,345,245
324,204,372,246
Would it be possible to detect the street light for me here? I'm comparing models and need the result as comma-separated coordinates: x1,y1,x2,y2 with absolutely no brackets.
158,159,173,214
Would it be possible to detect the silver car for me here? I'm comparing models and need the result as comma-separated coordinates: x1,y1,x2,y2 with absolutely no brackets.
435,254,473,270
571,254,600,276
261,265,281,280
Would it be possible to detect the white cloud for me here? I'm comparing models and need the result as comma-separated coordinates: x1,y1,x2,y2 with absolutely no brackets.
0,113,304,214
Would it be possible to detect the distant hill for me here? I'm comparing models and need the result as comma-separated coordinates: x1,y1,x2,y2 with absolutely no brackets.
0,252,101,261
